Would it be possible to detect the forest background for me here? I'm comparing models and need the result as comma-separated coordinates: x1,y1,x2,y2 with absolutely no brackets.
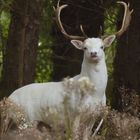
0,0,140,110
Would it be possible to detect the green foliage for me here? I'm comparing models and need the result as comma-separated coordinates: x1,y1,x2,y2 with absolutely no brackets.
0,0,13,12
0,1,12,78
104,5,118,76
0,0,55,82
35,41,53,82
35,0,54,82
104,4,119,103
0,11,10,44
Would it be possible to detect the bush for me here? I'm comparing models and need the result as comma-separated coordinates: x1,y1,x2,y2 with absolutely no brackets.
0,100,140,140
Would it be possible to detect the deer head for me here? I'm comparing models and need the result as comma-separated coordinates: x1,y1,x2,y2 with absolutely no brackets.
54,1,133,63
71,36,116,63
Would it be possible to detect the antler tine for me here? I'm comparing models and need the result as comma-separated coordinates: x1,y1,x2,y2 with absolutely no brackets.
54,1,86,40
115,1,133,37
80,25,88,38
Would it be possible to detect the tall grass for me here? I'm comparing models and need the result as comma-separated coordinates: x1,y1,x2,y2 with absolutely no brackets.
0,82,140,140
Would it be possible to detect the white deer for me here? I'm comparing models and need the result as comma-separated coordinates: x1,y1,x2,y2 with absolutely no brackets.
9,1,132,123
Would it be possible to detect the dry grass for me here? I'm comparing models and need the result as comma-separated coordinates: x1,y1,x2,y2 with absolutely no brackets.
0,99,140,140
120,87,140,118
104,110,140,140
0,84,140,140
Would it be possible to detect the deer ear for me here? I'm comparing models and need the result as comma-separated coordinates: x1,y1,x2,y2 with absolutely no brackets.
71,40,83,50
103,35,116,47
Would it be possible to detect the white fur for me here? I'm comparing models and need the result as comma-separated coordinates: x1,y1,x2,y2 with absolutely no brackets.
9,35,115,123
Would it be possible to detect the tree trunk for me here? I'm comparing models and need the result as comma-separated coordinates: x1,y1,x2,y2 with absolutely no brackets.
52,0,104,81
0,0,43,98
113,0,140,109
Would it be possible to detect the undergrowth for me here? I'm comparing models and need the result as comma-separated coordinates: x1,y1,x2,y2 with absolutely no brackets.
0,85,140,140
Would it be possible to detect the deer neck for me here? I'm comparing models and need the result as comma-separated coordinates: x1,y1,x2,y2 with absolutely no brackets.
80,55,108,96
81,56,107,77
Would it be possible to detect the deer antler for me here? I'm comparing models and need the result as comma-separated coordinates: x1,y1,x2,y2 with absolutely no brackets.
54,1,133,40
115,1,133,37
54,0,87,40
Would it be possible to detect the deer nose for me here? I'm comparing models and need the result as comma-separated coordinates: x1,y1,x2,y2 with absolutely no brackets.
90,52,97,57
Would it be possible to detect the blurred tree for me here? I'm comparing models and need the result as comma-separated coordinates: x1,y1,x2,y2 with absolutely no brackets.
0,14,9,76
52,0,105,81
113,0,140,109
0,0,13,77
0,0,43,98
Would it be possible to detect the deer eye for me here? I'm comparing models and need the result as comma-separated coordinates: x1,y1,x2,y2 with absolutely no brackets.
100,46,104,49
83,47,87,50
